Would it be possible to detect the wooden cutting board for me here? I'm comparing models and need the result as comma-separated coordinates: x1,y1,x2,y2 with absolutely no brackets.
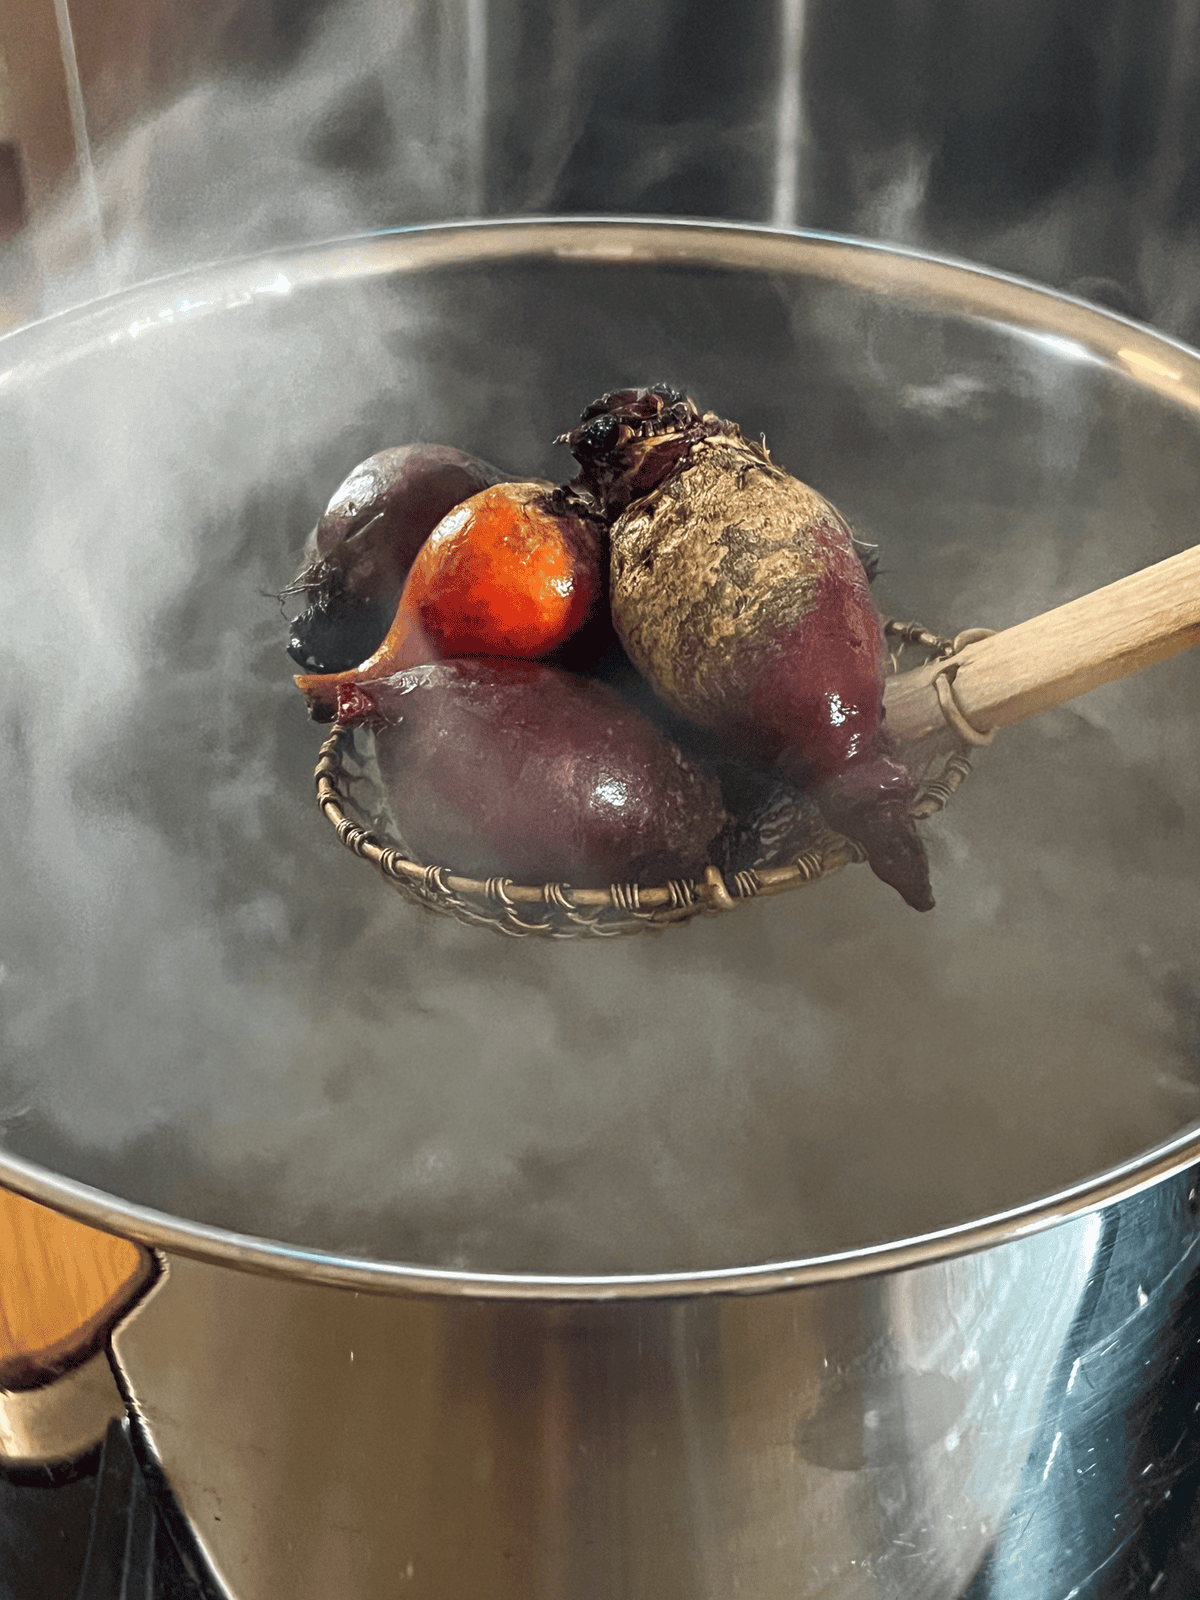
0,1188,154,1390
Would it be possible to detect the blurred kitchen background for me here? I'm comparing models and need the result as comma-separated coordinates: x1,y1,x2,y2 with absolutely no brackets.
0,0,1198,340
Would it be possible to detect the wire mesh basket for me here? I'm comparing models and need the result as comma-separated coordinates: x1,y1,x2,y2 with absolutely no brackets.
312,624,977,938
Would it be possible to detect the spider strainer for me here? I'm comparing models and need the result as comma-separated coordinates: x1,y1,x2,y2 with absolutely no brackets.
312,539,1200,935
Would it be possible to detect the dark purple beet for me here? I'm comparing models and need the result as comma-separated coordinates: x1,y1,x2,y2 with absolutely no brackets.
339,659,728,888
286,444,503,673
562,386,932,912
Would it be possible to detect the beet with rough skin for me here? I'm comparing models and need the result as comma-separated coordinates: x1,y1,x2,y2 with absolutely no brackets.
285,444,502,673
336,659,728,888
562,388,932,911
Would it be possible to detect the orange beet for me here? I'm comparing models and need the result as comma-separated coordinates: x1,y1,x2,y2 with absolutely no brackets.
296,482,604,719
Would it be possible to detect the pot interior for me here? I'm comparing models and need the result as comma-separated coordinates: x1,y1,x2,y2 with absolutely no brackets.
1,221,1199,1276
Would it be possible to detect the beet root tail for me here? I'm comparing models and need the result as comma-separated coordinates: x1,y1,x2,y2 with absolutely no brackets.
814,753,934,912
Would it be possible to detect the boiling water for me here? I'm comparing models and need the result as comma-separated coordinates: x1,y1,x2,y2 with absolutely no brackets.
0,242,1198,1274
2,0,1199,1275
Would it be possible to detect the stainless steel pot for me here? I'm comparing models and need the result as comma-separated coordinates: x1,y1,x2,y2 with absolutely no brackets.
2,219,1200,1599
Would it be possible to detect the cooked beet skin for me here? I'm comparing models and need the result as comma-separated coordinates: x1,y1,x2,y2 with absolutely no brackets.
286,444,502,673
338,659,728,888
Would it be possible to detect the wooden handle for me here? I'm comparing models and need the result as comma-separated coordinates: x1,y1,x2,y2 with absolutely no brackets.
0,1189,153,1391
884,543,1200,743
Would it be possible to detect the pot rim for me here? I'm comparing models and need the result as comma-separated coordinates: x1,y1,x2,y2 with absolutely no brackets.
5,213,1200,1299
1,1131,1197,1299
9,213,1200,393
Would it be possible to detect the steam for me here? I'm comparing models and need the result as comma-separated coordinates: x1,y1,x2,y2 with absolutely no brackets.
9,0,494,315
0,2,1198,1275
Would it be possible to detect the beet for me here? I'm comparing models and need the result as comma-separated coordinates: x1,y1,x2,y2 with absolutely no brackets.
337,660,728,888
563,388,933,911
285,444,502,673
295,483,605,720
